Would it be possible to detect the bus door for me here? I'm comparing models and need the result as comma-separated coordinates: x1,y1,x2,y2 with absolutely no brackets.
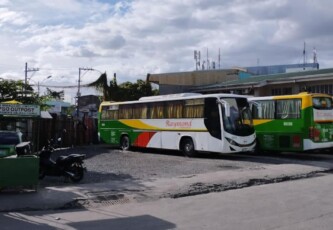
203,98,222,151
204,98,222,140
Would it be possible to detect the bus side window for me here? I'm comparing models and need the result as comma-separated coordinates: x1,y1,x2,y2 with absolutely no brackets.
149,102,164,119
252,101,273,119
119,104,133,119
276,99,301,119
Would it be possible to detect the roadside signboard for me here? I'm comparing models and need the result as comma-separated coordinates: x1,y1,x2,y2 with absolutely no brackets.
0,104,40,117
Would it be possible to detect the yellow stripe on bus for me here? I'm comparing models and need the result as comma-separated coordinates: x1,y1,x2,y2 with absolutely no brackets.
121,120,159,130
252,119,272,126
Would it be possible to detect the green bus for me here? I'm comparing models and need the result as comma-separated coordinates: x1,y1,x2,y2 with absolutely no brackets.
249,92,333,152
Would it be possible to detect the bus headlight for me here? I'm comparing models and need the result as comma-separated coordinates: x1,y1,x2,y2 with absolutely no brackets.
225,137,237,146
225,137,255,147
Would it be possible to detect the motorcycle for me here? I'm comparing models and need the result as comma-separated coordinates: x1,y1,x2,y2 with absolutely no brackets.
37,138,86,183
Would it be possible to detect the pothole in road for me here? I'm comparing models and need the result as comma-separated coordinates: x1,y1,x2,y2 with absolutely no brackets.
217,165,241,170
60,192,131,209
166,171,323,199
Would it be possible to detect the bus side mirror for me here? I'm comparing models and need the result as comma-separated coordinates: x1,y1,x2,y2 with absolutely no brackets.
249,101,261,117
224,103,230,117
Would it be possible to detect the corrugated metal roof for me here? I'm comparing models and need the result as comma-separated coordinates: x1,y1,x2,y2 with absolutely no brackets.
191,68,333,91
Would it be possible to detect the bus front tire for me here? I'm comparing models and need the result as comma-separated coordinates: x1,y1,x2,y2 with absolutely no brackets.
181,138,196,157
120,135,130,151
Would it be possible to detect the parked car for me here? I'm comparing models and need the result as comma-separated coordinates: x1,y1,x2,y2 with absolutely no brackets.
0,130,22,158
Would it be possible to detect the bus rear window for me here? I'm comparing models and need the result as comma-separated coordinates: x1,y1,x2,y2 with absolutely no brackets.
313,97,333,110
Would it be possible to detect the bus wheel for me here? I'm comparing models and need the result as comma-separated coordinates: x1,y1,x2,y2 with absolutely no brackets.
120,135,130,150
181,138,196,157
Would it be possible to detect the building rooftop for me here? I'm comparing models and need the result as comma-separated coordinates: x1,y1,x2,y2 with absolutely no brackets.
190,68,333,92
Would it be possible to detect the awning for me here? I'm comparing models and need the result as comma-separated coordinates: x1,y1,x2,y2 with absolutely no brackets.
2,100,22,104
41,111,53,119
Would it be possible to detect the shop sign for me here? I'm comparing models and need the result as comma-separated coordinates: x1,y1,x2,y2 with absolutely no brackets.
0,104,40,116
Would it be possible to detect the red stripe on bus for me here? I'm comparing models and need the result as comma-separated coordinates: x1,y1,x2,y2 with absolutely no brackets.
134,132,156,147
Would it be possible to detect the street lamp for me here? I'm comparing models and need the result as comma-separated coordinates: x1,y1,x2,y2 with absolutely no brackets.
27,75,52,97
37,75,52,96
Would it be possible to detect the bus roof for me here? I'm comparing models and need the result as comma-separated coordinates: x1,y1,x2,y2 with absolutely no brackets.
248,92,332,101
100,93,250,106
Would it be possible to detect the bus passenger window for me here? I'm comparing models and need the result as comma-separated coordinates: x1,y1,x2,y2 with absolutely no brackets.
276,99,301,119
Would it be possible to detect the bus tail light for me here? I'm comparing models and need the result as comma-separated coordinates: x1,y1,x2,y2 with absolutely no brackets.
292,135,301,148
309,127,320,141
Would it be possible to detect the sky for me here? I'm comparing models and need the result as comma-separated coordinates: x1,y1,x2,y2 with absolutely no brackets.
1,0,333,103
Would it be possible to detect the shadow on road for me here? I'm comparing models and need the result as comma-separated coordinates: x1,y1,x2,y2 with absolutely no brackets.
126,145,333,167
0,211,176,230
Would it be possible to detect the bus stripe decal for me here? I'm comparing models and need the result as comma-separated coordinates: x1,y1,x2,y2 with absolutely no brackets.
133,132,156,147
121,120,159,130
253,119,272,126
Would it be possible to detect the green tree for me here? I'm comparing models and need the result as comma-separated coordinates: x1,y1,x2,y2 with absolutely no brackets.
0,79,39,104
88,73,158,101
45,88,64,100
87,72,111,100
0,78,66,106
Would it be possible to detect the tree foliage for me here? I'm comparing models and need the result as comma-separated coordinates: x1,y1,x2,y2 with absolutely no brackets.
0,79,39,104
0,78,65,106
45,88,64,100
88,73,158,101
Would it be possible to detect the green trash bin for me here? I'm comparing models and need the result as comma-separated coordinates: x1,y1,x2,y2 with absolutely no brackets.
0,155,39,190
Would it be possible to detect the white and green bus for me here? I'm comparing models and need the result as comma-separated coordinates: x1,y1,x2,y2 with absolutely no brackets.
98,93,256,157
249,92,333,152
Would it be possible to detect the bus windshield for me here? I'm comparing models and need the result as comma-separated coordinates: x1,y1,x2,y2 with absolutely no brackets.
221,97,254,136
312,97,333,110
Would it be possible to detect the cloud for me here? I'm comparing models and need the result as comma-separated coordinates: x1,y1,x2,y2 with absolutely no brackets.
1,0,333,102
0,7,30,27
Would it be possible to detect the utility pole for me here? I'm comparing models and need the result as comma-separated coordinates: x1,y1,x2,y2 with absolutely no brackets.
24,62,39,95
76,67,94,118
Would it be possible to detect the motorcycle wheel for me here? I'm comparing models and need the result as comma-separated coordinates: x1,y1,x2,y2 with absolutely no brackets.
39,167,46,179
68,162,84,183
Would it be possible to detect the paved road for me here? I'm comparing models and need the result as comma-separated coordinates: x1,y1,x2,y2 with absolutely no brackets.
1,171,333,230
1,145,333,211
43,145,333,187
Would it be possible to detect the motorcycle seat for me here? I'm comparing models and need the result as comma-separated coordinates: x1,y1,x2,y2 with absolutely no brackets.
56,155,68,163
56,154,85,164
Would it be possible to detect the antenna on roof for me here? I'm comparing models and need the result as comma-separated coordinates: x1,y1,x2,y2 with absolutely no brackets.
194,50,201,70
194,50,197,70
206,48,209,70
313,47,317,64
218,48,221,69
303,41,307,70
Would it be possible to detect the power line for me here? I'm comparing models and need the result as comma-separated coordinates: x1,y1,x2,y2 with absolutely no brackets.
33,83,93,88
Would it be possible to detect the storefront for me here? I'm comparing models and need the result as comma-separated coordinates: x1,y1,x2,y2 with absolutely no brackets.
0,102,41,151
0,102,41,190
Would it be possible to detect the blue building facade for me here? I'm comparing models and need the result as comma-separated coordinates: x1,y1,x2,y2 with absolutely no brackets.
245,63,319,76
